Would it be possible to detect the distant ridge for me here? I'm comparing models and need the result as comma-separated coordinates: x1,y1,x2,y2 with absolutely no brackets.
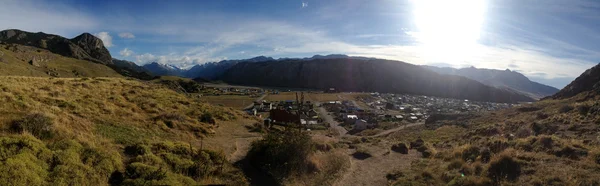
424,66,559,99
218,58,535,103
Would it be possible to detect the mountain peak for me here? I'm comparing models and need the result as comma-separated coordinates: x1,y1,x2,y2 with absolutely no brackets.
0,29,113,65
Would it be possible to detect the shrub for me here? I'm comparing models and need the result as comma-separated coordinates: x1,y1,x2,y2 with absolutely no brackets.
461,145,480,162
352,148,372,160
487,151,521,182
410,139,425,149
391,143,409,154
246,129,315,181
558,105,574,113
447,159,465,170
577,105,591,115
590,150,600,164
480,148,491,163
10,113,55,140
199,112,216,124
124,144,151,156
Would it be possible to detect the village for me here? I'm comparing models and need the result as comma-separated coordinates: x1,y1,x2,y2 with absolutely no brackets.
225,86,521,135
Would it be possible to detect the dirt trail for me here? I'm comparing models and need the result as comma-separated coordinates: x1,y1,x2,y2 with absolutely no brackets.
335,143,420,186
370,122,424,137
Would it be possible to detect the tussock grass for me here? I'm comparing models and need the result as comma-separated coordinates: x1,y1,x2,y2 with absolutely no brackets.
0,76,249,185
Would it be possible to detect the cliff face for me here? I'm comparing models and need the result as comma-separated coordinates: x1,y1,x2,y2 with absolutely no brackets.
0,29,112,64
220,58,535,103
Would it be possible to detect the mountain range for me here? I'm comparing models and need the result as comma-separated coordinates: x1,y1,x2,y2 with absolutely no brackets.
0,29,555,103
423,66,560,99
218,58,535,103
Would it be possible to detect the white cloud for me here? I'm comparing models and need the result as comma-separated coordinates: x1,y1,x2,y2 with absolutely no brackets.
119,48,133,57
118,32,135,39
302,2,308,8
0,0,97,36
136,53,156,63
94,32,113,48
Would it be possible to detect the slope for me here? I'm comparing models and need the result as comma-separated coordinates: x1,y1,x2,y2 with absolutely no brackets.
219,58,535,103
0,76,256,185
551,63,600,99
0,29,112,65
380,63,600,185
424,66,559,99
0,43,121,77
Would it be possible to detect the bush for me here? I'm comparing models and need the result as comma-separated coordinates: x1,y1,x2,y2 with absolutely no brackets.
577,105,591,115
410,139,425,149
558,105,574,113
487,151,521,182
199,112,216,124
461,146,480,162
246,129,315,181
391,143,409,154
590,150,600,164
10,113,55,140
352,148,372,160
124,144,151,156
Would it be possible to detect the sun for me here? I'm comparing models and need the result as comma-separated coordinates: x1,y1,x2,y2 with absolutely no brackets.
410,0,487,63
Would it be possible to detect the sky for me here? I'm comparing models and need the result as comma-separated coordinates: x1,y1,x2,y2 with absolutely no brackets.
1,0,600,88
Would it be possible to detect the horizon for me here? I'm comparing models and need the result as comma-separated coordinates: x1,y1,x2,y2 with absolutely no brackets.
2,0,600,88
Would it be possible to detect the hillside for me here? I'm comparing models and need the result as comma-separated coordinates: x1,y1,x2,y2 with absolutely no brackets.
111,58,156,80
551,63,600,99
0,29,112,65
219,58,535,103
377,63,600,185
424,66,559,99
0,76,258,185
0,43,121,77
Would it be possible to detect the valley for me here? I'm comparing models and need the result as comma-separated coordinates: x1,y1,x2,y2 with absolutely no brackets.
0,28,599,186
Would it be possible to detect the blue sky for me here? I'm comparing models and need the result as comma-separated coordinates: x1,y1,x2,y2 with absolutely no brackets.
1,0,600,88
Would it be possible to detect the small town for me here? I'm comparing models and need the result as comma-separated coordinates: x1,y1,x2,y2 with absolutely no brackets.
243,90,520,135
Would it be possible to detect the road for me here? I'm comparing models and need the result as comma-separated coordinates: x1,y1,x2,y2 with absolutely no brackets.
243,94,267,110
315,101,348,136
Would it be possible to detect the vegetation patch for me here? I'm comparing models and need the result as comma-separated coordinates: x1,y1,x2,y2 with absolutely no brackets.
9,113,55,140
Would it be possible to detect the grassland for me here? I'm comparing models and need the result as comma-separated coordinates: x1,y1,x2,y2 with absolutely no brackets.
0,44,122,78
0,76,260,185
265,92,367,102
201,95,256,110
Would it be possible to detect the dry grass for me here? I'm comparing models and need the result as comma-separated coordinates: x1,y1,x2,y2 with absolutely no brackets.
0,44,122,78
0,76,255,185
201,95,256,109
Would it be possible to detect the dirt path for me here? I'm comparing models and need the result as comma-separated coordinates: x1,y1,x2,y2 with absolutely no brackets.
315,101,347,136
243,93,268,110
370,122,425,137
335,142,421,186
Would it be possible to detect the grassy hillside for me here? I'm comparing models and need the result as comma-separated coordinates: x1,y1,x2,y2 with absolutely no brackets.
0,43,121,77
382,93,600,185
0,76,256,185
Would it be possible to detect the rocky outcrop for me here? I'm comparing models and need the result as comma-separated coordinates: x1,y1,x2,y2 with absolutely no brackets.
0,29,112,65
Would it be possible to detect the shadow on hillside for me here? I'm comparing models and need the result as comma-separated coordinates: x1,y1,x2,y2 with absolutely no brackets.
234,158,279,186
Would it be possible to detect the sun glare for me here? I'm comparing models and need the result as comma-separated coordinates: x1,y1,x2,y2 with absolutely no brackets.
411,0,487,63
